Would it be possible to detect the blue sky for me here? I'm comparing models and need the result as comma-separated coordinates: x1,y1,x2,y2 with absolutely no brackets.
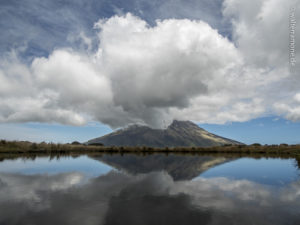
0,0,299,144
0,116,299,145
0,0,229,58
200,117,300,145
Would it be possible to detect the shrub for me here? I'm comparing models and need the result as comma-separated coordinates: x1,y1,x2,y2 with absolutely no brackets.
251,143,261,147
31,143,38,150
223,144,233,147
279,143,289,147
88,143,104,146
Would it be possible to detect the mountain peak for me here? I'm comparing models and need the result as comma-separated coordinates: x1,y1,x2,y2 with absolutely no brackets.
169,120,203,130
87,120,241,147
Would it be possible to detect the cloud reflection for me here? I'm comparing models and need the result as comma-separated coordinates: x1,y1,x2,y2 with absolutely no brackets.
0,171,299,225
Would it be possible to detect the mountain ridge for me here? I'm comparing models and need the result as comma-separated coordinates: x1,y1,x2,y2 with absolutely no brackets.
87,120,242,147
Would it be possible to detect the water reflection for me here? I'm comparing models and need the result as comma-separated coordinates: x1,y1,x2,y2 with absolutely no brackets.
0,155,299,225
96,154,231,180
0,156,114,177
200,158,299,185
0,170,300,225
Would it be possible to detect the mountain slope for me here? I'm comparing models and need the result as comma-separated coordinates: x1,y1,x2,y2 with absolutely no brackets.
87,120,241,147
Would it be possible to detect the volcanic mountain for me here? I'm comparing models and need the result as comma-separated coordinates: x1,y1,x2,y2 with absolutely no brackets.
87,120,241,147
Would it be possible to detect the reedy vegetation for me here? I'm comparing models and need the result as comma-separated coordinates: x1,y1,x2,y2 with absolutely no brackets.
0,140,299,156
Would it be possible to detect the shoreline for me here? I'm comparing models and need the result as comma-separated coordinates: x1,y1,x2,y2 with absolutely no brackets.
1,140,300,157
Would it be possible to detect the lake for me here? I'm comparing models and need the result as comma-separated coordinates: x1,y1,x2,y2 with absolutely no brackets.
0,154,299,225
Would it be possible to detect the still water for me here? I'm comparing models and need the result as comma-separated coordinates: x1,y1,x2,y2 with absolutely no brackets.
0,154,299,225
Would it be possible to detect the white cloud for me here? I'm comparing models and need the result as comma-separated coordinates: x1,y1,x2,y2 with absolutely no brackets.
0,49,113,126
223,0,292,69
0,13,247,127
0,3,299,128
95,14,249,126
223,0,300,122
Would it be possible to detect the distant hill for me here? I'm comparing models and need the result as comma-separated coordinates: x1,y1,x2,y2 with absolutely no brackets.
87,120,242,147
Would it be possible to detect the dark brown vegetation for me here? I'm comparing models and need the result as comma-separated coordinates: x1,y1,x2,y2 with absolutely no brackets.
0,140,300,169
1,140,300,156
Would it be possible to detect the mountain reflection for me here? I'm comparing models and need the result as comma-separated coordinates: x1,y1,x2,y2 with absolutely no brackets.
0,170,300,225
95,154,231,180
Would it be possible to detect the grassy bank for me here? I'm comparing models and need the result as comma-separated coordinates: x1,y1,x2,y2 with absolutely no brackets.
1,140,300,156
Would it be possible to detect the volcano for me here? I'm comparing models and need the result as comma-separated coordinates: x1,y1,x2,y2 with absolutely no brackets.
87,120,241,147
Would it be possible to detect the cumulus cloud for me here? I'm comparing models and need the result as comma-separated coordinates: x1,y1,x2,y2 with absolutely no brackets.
0,50,112,125
0,0,299,128
223,0,300,121
0,13,246,127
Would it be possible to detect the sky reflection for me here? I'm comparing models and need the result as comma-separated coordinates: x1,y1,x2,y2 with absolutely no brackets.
0,156,114,177
200,158,299,186
0,155,299,224
0,170,299,225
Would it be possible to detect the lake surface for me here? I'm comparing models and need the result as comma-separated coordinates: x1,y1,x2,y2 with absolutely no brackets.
0,154,299,225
